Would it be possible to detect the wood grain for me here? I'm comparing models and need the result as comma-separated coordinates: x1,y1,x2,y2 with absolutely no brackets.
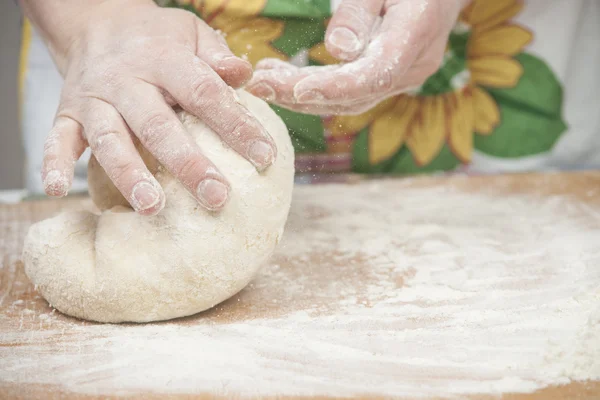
1,172,599,399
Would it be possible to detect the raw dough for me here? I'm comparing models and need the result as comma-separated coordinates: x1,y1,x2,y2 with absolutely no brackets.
22,91,295,323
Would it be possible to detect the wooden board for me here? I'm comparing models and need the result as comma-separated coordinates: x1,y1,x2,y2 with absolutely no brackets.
1,172,599,399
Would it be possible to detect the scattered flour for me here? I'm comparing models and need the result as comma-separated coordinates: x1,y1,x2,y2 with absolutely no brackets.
1,181,599,398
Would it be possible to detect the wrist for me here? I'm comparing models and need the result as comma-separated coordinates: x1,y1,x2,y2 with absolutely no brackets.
19,0,155,73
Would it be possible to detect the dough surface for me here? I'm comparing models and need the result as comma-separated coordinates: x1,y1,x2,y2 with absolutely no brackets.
23,91,295,323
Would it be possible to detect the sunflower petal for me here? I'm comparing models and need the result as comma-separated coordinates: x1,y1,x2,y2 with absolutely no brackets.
229,0,267,15
406,96,447,166
190,0,219,19
213,15,286,66
201,0,267,17
368,96,419,164
472,87,500,135
469,24,532,57
449,90,475,162
460,1,476,23
465,0,523,32
327,98,396,137
470,56,523,88
309,42,340,66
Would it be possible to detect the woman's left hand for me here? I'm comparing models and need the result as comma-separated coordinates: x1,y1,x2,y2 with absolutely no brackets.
247,0,468,115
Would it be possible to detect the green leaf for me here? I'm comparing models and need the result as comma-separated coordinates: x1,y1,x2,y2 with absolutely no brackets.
263,0,331,18
389,146,461,174
420,54,467,97
271,105,326,153
448,31,470,59
420,31,469,96
475,53,567,158
473,103,567,158
352,128,461,174
487,53,563,117
352,129,390,174
271,19,326,57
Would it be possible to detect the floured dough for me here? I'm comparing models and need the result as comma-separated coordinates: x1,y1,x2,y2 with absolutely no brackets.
23,91,295,323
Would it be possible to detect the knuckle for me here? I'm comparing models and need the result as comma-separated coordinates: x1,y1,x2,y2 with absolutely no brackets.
78,77,94,94
137,113,175,148
99,68,121,87
79,66,124,96
174,155,206,183
89,135,137,182
371,65,395,93
225,116,254,142
106,159,137,183
188,75,224,107
90,127,120,151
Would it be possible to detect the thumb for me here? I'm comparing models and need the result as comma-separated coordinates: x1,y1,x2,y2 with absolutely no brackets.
325,0,385,61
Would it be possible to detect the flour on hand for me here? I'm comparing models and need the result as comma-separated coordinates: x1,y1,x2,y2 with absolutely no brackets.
22,91,295,323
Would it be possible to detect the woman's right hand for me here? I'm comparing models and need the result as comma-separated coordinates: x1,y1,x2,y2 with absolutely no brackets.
21,0,277,215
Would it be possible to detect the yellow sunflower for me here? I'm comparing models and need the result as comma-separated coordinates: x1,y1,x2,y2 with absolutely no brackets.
177,0,287,66
311,0,532,166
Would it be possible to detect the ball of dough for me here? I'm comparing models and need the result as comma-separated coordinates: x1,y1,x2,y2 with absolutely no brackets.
23,91,295,323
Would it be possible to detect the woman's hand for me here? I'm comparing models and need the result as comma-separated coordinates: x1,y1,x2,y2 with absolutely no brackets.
21,0,277,215
247,0,469,115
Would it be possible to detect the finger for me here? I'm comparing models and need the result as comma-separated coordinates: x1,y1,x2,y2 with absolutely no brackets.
246,66,305,104
272,98,384,116
326,0,385,61
248,4,419,108
195,19,253,88
293,0,435,106
247,64,341,104
250,61,349,101
292,57,399,104
114,81,231,211
82,98,166,216
157,53,277,171
294,40,423,103
42,116,87,197
247,65,385,111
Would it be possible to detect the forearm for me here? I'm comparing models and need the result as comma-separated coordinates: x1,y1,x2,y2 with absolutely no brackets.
18,0,151,71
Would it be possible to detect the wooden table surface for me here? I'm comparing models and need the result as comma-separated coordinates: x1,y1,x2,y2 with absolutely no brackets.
1,172,599,399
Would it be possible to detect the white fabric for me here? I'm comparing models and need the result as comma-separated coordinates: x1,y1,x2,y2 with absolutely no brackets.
21,28,90,195
20,0,600,193
469,0,600,173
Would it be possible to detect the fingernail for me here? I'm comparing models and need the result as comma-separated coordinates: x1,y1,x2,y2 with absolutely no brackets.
328,27,362,54
216,54,252,69
44,170,69,197
295,89,325,103
216,58,253,88
131,181,161,212
196,179,229,210
248,140,275,170
248,83,276,102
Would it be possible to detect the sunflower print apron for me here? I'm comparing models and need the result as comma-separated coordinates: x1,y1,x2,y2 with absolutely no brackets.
164,0,568,175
